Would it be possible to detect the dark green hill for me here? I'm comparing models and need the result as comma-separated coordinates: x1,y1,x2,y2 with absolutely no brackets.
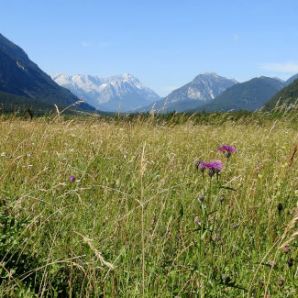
286,73,298,85
0,33,95,112
265,78,298,109
0,91,55,113
196,77,285,112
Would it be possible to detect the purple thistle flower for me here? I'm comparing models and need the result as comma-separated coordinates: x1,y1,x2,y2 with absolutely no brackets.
197,160,223,177
195,160,205,172
218,145,236,158
69,175,76,183
218,145,236,153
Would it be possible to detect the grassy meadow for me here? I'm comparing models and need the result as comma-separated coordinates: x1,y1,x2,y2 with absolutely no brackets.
0,113,297,297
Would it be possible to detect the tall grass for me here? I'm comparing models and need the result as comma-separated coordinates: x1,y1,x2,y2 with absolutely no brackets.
0,114,297,297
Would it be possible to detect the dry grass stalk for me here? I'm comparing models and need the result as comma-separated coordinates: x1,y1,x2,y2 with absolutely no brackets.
75,232,115,270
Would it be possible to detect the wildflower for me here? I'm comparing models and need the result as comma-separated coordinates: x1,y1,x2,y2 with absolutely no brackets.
198,160,223,177
195,160,204,172
218,145,236,158
69,175,76,183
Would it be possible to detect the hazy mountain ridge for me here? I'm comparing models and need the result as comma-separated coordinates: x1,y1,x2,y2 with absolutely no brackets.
54,73,160,112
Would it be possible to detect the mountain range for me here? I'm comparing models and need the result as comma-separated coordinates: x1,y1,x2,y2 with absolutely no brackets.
138,73,298,113
136,73,237,112
1,32,298,114
53,73,160,112
0,33,95,113
196,76,285,112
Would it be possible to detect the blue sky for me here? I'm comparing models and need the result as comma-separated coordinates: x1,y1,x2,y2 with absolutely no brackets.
1,0,298,95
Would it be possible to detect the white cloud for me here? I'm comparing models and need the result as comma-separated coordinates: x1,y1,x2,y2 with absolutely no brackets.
232,33,240,41
260,62,298,74
81,41,93,48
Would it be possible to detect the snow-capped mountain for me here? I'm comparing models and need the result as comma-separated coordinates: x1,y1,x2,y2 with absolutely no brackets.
137,73,237,112
53,73,160,112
